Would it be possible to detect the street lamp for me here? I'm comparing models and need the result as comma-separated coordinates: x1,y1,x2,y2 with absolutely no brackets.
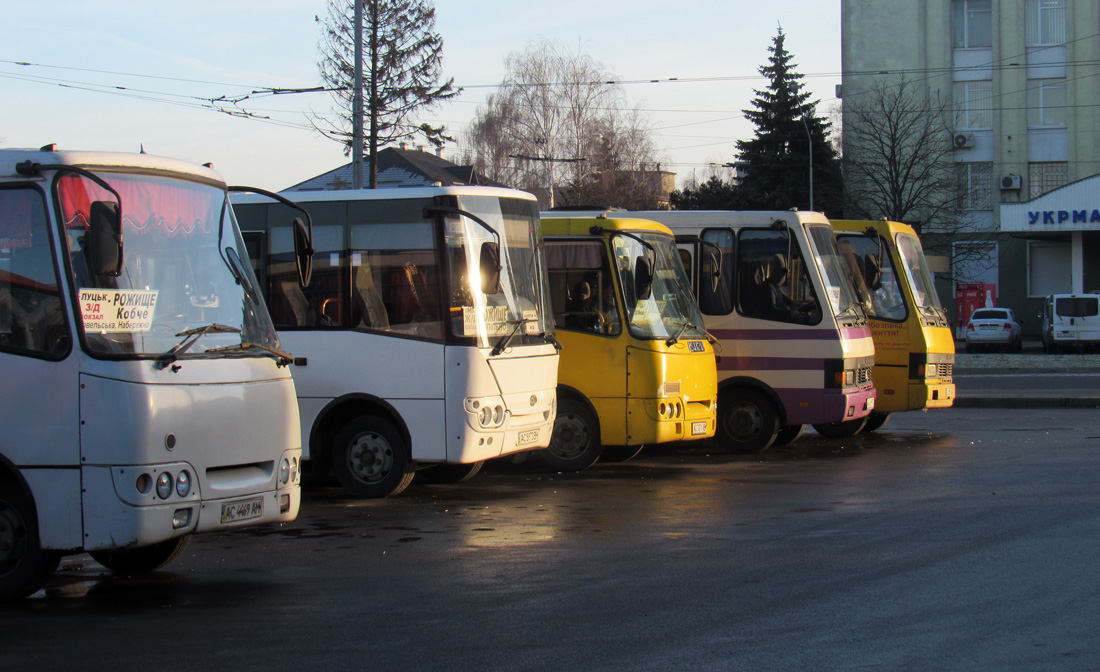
801,115,813,212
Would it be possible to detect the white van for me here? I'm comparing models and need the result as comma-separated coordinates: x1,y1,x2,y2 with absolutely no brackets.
1042,293,1100,352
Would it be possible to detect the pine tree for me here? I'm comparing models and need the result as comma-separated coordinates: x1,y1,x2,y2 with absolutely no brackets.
314,0,460,188
733,28,843,216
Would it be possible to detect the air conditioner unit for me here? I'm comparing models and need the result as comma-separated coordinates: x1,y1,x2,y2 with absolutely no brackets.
1001,174,1022,190
953,133,975,149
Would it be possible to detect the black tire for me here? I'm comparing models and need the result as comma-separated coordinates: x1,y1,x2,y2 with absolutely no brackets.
0,478,60,601
419,461,484,484
813,417,869,438
717,388,779,454
541,397,603,471
773,424,805,447
333,416,415,498
90,535,191,575
863,412,891,433
599,445,645,463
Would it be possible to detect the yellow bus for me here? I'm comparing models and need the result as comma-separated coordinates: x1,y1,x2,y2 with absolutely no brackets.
832,220,955,431
538,215,718,470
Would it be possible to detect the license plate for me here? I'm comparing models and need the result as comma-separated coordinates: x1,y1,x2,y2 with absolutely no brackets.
866,397,875,410
980,324,997,330
688,341,705,353
691,421,708,436
518,429,540,446
221,496,263,524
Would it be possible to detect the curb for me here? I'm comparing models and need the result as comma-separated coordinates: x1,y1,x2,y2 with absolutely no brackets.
953,396,1100,409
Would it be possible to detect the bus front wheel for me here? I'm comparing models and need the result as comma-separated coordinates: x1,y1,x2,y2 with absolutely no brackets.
862,412,891,433
717,388,779,454
813,417,868,438
599,445,645,463
541,398,603,471
0,478,60,601
334,416,416,498
91,535,191,574
419,461,484,484
773,424,805,446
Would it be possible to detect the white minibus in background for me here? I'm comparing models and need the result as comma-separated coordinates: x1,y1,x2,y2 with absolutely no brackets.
1042,293,1100,353
0,146,310,600
557,209,876,452
233,186,559,498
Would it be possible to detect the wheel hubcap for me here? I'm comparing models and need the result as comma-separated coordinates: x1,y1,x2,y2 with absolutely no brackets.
725,402,762,441
0,501,27,575
550,413,589,460
347,432,393,483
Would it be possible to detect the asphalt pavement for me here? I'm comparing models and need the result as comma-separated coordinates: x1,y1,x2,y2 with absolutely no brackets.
952,339,1100,409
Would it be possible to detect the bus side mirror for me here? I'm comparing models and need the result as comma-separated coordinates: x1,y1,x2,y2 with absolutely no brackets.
634,256,653,301
87,200,123,277
293,217,314,287
480,242,501,294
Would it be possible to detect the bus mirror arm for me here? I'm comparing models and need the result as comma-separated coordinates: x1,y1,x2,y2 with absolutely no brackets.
228,186,314,287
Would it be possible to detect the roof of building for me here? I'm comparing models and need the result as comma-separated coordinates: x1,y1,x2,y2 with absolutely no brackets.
285,146,506,191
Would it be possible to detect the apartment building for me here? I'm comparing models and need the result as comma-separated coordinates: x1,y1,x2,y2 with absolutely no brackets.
842,0,1100,334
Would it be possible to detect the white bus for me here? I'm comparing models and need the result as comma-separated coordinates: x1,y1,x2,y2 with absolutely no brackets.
0,146,311,600
233,186,559,498
555,210,876,451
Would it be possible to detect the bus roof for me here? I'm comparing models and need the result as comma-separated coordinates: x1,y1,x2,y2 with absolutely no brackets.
0,146,226,186
831,219,918,238
541,209,832,229
541,215,673,238
231,184,538,206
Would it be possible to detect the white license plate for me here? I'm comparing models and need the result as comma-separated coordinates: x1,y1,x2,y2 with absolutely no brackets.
691,421,708,436
518,429,540,446
866,397,875,410
221,496,263,524
980,324,997,330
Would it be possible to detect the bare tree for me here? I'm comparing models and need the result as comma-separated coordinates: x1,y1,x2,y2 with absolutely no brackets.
842,75,993,282
314,0,460,188
460,39,666,208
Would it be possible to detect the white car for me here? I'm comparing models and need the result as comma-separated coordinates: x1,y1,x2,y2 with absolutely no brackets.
965,307,1023,353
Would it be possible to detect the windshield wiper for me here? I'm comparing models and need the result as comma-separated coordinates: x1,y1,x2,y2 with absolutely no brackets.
154,323,241,370
203,341,295,367
491,318,532,356
666,321,694,346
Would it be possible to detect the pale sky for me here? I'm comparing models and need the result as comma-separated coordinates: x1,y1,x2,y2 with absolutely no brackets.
1,0,841,192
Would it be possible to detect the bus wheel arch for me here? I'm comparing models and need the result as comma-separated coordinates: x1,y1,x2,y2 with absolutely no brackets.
90,535,191,575
716,381,781,454
311,395,412,471
0,470,61,601
541,388,603,471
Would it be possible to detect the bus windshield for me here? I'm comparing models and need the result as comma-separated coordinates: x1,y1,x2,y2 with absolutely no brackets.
807,224,862,321
446,195,553,349
57,172,280,359
896,233,944,313
612,231,708,341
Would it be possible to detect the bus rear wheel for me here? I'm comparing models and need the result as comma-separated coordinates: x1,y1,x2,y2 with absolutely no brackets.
813,417,868,438
773,424,805,446
0,479,60,601
717,388,779,454
91,536,191,575
541,398,603,471
334,416,416,498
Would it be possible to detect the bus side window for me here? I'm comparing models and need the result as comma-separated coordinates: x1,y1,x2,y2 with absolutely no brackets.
699,229,734,315
0,188,68,357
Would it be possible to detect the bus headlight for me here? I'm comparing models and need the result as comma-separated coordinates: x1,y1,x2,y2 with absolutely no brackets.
466,397,507,429
279,458,290,485
175,470,192,498
156,472,173,500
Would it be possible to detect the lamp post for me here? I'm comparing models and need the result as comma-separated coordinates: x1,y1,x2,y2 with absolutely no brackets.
801,115,813,212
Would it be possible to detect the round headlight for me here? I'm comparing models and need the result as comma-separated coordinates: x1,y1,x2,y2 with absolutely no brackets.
175,470,191,497
136,473,152,495
492,405,505,426
279,458,290,485
156,472,173,500
479,406,493,427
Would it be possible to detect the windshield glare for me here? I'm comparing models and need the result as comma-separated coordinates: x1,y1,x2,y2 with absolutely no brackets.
446,196,551,348
807,225,860,317
57,172,279,358
612,232,708,341
896,234,944,311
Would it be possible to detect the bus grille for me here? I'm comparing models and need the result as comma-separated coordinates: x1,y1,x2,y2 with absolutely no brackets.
857,366,873,386
930,362,953,379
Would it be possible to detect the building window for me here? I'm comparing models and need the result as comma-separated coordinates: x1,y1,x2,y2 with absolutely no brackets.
1028,162,1069,198
956,163,993,210
954,0,992,48
953,80,993,129
1028,78,1068,127
1026,0,1066,46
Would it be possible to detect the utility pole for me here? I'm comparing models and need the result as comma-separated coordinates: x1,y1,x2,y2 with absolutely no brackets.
801,115,813,212
351,0,364,189
509,153,586,209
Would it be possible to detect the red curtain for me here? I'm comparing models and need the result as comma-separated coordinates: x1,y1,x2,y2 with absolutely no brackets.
57,174,219,237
